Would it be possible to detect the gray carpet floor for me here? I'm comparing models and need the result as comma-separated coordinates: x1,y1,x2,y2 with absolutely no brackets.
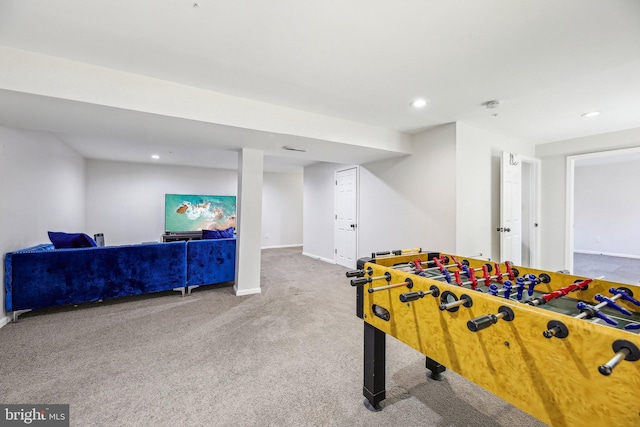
0,247,546,426
573,252,640,284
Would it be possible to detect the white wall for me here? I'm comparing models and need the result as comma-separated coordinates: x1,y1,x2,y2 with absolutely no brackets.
359,124,457,256
86,159,302,247
85,160,238,245
302,124,458,263
574,160,640,257
0,126,85,324
262,171,303,248
456,123,534,262
302,122,536,265
537,127,640,270
302,162,341,262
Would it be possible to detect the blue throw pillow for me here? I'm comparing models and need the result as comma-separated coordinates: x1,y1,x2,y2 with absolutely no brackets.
48,231,98,249
202,229,222,239
220,227,234,238
202,227,235,240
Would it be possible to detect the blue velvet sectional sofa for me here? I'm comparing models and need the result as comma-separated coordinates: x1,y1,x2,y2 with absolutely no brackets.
186,238,236,294
4,238,236,320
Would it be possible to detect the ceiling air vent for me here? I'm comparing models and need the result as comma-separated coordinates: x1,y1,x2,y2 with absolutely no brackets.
282,146,308,153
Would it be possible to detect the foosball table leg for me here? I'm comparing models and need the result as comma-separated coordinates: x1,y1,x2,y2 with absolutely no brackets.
363,322,386,411
426,356,446,381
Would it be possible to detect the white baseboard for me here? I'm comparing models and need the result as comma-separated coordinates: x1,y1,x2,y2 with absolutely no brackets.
234,285,262,296
574,250,640,260
261,244,303,250
302,252,336,264
0,315,10,329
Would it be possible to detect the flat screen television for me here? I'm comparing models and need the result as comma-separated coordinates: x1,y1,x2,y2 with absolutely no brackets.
164,194,236,233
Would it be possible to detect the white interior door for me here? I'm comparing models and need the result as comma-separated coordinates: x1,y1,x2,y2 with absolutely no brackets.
335,167,358,269
500,152,522,264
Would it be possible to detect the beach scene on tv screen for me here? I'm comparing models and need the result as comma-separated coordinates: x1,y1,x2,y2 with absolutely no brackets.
165,194,236,233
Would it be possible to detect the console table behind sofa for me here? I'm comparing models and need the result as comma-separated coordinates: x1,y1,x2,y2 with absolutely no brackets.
5,241,188,318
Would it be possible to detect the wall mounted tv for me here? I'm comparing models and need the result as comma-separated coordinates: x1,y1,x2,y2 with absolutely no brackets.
164,194,236,233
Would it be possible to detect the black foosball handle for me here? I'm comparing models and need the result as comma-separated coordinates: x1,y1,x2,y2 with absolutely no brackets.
467,314,499,332
372,251,391,258
346,267,373,278
400,291,425,303
351,277,373,286
467,306,515,332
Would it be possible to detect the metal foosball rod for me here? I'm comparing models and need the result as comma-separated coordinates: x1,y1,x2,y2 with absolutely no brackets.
574,287,640,325
473,263,520,289
371,248,422,258
488,281,538,303
421,268,455,284
412,256,457,274
489,281,513,298
454,269,493,289
599,348,630,375
598,340,640,376
525,276,604,307
516,273,551,298
451,267,488,287
422,263,486,287
458,262,493,281
437,256,505,279
387,255,449,271
489,280,543,302
411,254,487,278
414,266,466,284
350,272,392,287
368,278,413,293
439,294,473,311
543,287,640,338
544,297,619,340
418,268,470,287
491,262,518,283
443,266,524,292
449,255,480,278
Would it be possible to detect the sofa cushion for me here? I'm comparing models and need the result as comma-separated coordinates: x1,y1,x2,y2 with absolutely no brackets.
202,227,234,239
48,231,97,249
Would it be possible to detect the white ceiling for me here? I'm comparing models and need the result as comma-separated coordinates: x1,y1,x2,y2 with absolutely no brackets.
1,0,640,172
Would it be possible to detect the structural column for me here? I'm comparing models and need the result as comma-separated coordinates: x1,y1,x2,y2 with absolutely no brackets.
234,148,263,296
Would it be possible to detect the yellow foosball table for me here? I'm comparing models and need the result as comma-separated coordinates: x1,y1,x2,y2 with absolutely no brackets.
347,249,640,427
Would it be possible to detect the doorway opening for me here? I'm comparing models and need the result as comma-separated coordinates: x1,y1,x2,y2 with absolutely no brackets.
500,153,540,267
566,147,640,282
334,167,358,269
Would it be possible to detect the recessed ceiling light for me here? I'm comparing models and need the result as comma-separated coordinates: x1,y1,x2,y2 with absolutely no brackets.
410,99,427,108
151,154,160,159
581,111,601,118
